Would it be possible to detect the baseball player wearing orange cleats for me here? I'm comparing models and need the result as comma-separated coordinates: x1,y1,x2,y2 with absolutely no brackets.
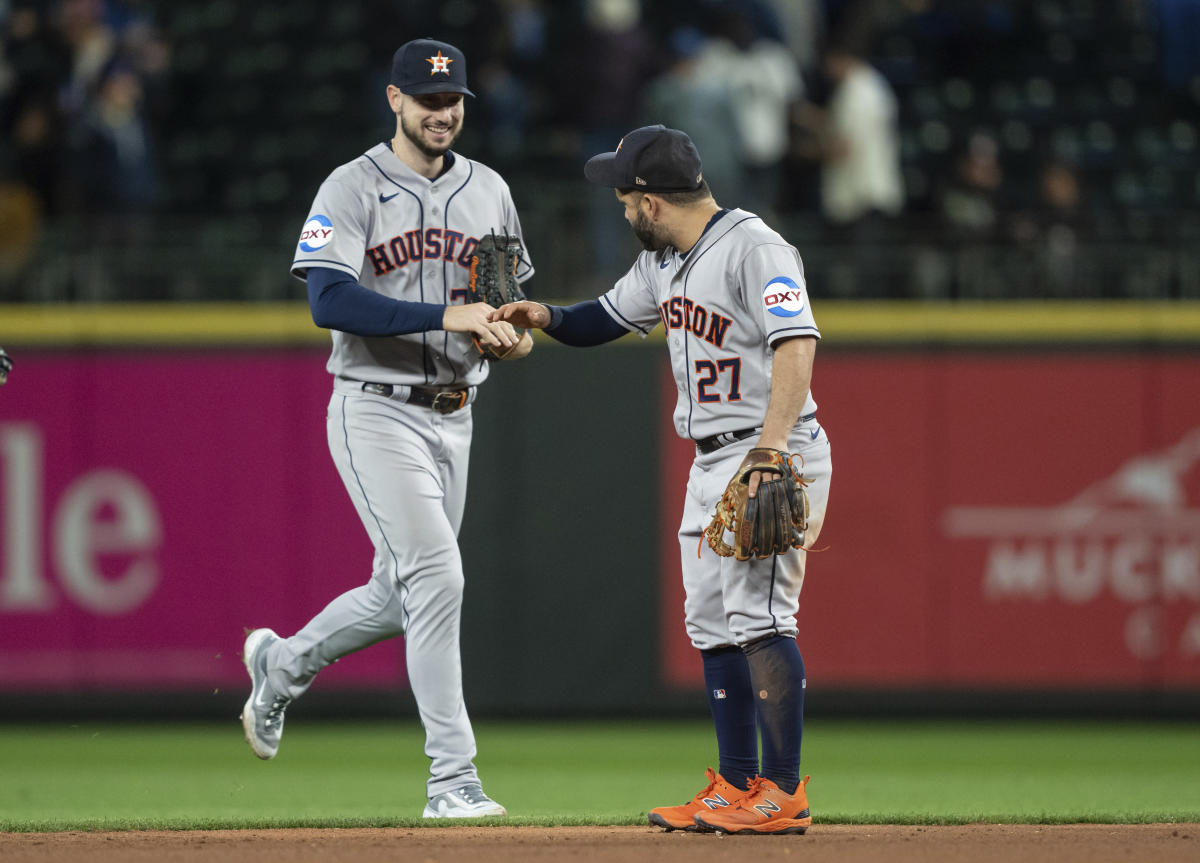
648,767,750,831
490,125,828,838
693,775,812,835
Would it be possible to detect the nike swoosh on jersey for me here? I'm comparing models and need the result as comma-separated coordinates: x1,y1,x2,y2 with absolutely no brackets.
379,192,400,203
810,426,821,440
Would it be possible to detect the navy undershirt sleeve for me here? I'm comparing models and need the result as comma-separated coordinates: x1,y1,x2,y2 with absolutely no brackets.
306,267,444,336
543,300,629,347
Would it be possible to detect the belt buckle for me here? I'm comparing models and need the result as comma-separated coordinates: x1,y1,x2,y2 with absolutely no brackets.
431,390,467,414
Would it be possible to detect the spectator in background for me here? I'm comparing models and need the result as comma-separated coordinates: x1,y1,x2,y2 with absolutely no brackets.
1,2,68,213
814,43,904,230
62,63,157,217
764,0,824,74
55,0,162,218
690,4,803,218
110,3,170,123
791,41,903,296
937,132,1004,244
56,0,118,120
641,27,743,204
569,0,662,286
2,0,167,224
51,0,168,298
1011,158,1095,297
922,131,1008,298
473,0,548,166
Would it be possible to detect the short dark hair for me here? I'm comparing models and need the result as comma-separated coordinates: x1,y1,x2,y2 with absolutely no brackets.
619,178,712,206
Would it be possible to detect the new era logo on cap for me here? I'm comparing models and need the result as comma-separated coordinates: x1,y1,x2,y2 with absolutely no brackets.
585,125,704,193
391,38,474,96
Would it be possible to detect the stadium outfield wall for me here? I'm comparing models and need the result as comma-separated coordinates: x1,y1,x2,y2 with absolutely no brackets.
1,301,1199,719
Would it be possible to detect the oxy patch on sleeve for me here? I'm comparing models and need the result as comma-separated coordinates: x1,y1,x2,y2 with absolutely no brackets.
299,214,334,252
762,276,806,318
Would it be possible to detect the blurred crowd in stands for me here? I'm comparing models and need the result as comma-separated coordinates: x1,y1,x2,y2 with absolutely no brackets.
1,0,1198,300
1,2,166,211
0,0,168,285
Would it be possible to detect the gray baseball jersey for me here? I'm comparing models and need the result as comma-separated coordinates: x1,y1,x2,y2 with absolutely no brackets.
260,142,533,800
599,209,819,441
596,208,829,651
291,142,534,386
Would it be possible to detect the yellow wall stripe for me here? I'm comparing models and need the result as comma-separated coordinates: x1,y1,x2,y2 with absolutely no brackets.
3,301,1200,347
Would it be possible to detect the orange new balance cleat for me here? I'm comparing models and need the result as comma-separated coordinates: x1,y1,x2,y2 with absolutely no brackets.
692,775,812,835
648,768,750,831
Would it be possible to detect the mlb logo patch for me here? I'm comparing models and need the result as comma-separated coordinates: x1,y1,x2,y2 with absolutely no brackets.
713,689,726,699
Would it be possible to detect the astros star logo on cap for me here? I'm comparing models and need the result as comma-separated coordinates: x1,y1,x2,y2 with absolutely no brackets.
427,50,453,75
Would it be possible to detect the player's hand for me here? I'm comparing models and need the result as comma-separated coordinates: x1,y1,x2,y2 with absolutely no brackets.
501,330,534,361
745,468,783,499
745,437,788,498
443,302,518,352
489,301,550,330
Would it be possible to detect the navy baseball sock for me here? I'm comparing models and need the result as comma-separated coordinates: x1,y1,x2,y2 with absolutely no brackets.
700,645,758,790
743,635,806,795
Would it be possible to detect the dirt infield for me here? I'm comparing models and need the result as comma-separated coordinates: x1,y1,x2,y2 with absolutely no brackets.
2,824,1197,863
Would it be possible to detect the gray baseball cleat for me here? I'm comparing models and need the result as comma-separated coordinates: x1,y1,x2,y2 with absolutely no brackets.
422,784,507,818
241,628,291,760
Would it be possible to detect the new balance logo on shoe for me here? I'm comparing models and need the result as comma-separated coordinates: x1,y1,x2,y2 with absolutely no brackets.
753,798,782,818
648,768,750,832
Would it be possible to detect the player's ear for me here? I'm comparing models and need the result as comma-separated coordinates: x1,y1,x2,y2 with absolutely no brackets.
386,85,404,114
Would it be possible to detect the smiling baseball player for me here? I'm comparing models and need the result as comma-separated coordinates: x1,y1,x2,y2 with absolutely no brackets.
239,38,531,819
491,125,831,835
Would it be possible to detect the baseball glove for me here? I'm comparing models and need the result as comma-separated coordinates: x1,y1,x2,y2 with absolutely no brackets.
0,346,10,386
468,231,527,360
703,448,811,560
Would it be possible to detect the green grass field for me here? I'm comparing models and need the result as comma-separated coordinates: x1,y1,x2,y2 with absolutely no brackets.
2,719,1198,831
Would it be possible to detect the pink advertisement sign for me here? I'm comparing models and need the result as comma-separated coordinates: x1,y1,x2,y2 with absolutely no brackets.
0,350,406,691
7,347,1199,695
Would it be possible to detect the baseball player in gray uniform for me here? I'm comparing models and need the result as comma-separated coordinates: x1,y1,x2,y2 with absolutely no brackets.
240,38,531,819
491,125,831,835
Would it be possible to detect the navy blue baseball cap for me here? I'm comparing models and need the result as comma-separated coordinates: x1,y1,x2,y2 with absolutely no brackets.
584,125,704,193
391,38,475,97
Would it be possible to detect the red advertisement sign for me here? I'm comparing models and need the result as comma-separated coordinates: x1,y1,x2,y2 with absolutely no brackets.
0,351,404,691
660,353,1200,689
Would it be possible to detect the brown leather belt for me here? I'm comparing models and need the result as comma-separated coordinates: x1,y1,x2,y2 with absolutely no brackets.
360,382,471,414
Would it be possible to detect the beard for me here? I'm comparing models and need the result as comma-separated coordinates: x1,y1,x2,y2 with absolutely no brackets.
632,208,669,252
399,108,462,158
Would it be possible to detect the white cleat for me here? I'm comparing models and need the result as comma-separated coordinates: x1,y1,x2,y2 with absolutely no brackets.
240,628,290,760
422,784,507,818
